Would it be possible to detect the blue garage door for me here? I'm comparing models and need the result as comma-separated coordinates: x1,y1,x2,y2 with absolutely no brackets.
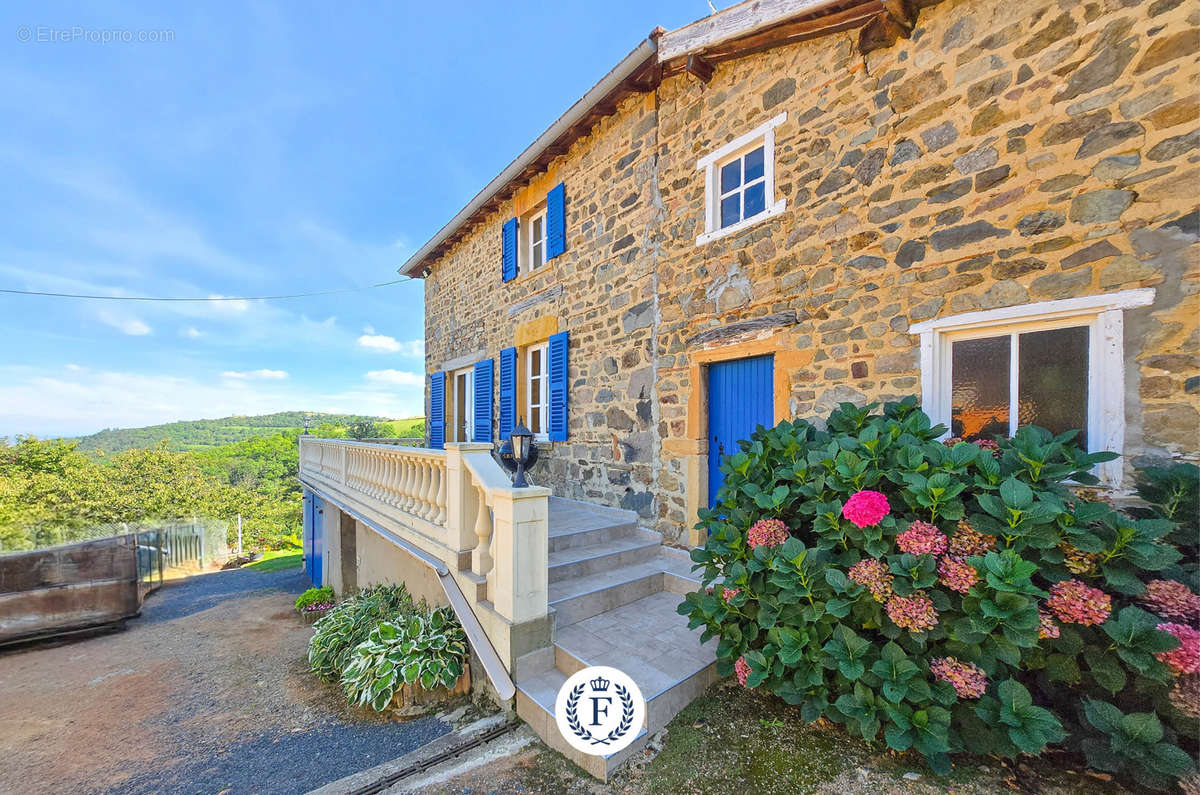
708,355,774,507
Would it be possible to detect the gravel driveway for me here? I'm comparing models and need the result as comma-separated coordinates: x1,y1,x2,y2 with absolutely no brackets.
0,564,451,794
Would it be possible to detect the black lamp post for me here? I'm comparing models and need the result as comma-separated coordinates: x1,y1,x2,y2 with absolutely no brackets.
510,419,534,488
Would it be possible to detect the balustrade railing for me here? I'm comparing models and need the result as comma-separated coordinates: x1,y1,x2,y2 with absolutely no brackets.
299,438,446,528
298,437,551,659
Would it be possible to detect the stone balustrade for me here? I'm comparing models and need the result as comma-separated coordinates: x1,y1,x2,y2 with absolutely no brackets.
298,437,552,671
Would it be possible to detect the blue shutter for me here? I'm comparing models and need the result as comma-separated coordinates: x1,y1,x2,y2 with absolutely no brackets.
499,347,516,441
429,372,445,450
546,182,566,260
502,218,518,282
473,359,493,443
548,331,569,442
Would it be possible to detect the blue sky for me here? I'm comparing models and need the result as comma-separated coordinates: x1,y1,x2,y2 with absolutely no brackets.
0,1,711,438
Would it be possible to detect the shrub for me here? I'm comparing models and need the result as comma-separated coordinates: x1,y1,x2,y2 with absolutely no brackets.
340,607,468,711
679,398,1198,788
308,585,416,680
295,586,334,612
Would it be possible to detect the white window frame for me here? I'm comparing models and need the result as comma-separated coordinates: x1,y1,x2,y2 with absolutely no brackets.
526,342,549,441
910,289,1155,486
451,366,474,443
696,111,787,246
522,208,547,274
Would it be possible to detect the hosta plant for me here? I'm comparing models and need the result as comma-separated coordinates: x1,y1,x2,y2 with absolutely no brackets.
679,398,1198,787
340,607,467,711
307,584,416,679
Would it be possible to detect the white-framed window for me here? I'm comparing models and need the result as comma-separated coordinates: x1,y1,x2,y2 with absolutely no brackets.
695,111,787,245
451,366,474,443
910,289,1155,485
526,342,549,440
523,207,547,274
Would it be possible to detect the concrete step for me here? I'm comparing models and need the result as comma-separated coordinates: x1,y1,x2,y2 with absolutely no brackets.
547,519,641,554
552,592,718,733
515,591,717,780
547,531,662,584
548,552,699,627
515,670,651,781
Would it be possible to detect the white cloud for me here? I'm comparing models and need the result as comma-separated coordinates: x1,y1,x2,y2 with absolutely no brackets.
98,310,151,336
365,369,424,386
183,327,203,338
65,363,84,372
221,369,289,380
0,366,424,438
358,332,423,355
206,294,252,313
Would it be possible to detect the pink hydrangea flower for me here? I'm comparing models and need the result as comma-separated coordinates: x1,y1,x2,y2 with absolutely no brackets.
848,558,894,603
930,656,988,699
976,439,1001,457
1046,579,1112,626
734,655,752,687
721,587,741,601
842,490,890,528
747,518,790,548
1141,580,1200,622
897,521,948,556
937,556,979,593
886,591,939,633
947,520,996,559
1156,623,1200,675
1038,609,1061,640
941,437,963,448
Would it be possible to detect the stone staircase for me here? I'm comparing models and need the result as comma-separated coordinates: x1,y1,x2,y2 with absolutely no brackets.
514,498,718,780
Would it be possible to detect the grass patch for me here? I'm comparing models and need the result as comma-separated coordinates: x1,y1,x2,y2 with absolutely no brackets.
377,417,425,437
244,547,303,572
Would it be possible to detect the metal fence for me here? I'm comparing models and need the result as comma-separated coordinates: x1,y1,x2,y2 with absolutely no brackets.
1,518,229,571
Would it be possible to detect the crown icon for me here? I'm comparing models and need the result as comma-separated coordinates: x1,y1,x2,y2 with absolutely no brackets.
589,675,610,692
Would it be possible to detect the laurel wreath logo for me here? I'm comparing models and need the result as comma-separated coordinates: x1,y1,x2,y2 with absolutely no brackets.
564,682,635,746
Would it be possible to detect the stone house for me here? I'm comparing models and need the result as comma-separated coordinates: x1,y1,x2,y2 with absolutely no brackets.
404,0,1199,545
301,0,1198,778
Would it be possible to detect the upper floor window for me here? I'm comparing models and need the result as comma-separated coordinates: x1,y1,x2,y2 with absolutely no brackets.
696,111,787,245
909,289,1155,486
525,207,547,273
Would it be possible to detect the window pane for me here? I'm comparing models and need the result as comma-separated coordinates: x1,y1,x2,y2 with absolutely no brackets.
744,181,766,217
532,216,543,240
744,147,765,182
720,159,741,192
531,406,541,434
952,336,1010,441
533,241,543,268
720,194,741,228
1018,326,1089,446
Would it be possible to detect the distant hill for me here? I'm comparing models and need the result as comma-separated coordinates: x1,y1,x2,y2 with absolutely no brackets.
73,412,391,453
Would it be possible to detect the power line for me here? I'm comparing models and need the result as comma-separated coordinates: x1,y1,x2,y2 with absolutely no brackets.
0,276,414,302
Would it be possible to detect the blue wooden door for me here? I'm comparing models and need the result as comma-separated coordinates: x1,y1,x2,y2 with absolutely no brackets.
708,355,774,507
302,491,313,579
310,495,323,586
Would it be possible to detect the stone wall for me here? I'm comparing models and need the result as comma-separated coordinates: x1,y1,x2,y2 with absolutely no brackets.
423,90,665,520
423,0,1199,543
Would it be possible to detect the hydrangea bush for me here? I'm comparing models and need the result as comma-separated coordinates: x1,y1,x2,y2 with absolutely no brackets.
679,398,1199,788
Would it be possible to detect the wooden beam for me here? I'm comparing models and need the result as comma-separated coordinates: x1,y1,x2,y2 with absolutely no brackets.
685,53,715,84
661,2,883,75
660,0,846,60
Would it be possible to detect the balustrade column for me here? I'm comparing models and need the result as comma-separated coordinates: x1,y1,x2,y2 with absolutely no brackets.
471,484,493,577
